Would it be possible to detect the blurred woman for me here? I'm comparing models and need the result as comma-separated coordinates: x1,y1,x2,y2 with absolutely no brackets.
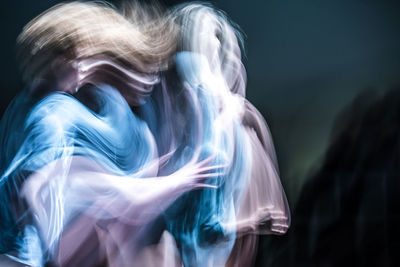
0,2,289,266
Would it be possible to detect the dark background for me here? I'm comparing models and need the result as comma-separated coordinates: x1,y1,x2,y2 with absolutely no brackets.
1,1,400,266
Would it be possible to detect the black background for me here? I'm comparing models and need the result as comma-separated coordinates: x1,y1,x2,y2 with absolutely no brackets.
1,1,400,266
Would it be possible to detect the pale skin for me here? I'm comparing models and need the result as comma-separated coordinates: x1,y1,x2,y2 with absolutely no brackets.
21,56,288,265
21,155,223,265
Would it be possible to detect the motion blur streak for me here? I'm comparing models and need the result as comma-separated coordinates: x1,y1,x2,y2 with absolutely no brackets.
0,1,289,266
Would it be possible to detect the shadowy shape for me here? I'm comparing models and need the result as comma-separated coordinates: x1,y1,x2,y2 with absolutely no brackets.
257,86,400,267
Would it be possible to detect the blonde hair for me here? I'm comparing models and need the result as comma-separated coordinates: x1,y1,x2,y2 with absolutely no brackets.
17,1,178,83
